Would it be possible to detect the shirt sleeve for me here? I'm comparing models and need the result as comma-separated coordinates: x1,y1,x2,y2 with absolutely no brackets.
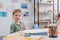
10,24,15,34
21,22,28,30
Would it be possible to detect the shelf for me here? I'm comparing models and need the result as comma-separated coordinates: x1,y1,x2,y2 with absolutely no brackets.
39,12,52,14
36,3,53,6
35,19,52,23
34,1,54,24
58,12,60,14
40,3,53,5
35,21,50,23
39,21,50,23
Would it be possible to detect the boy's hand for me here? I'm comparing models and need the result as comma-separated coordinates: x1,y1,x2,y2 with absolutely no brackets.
21,22,28,30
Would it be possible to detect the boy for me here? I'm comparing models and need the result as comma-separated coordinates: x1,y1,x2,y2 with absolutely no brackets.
10,9,28,34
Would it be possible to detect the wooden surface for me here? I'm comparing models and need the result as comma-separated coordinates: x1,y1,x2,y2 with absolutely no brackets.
3,36,44,40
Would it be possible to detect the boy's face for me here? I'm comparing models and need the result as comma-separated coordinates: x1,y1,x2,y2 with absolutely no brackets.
13,12,22,22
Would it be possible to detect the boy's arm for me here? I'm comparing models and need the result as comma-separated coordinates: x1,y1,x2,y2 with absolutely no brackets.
10,24,15,34
21,22,28,30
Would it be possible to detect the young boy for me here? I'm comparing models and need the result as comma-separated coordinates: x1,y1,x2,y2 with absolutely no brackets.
10,9,28,34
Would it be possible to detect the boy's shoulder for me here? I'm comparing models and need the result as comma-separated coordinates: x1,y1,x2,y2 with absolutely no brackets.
10,23,15,27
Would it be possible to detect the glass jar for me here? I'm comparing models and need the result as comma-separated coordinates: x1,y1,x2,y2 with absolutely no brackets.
49,24,58,38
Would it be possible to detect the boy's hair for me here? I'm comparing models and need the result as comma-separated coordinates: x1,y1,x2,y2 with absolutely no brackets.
13,9,22,15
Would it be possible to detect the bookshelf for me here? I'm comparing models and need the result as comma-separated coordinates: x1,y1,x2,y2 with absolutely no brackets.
34,0,55,28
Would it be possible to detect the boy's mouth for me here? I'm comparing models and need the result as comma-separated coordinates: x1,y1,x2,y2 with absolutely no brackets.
16,18,20,20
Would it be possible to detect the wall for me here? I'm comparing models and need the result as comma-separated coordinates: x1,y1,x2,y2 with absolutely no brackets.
59,0,60,12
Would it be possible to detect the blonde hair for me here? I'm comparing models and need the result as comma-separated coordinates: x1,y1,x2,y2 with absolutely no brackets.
13,9,22,15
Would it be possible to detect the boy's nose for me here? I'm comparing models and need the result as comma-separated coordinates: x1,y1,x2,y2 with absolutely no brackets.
17,16,20,17
17,16,20,18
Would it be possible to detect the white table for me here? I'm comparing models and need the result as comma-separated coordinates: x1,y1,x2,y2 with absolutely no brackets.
3,28,59,40
45,35,59,40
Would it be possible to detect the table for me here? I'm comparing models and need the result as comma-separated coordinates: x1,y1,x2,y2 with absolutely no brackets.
3,28,59,40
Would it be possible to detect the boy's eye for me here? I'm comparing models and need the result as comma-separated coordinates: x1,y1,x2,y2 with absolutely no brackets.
15,15,17,16
15,15,21,16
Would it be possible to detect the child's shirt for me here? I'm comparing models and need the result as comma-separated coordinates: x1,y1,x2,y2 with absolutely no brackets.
10,22,26,34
